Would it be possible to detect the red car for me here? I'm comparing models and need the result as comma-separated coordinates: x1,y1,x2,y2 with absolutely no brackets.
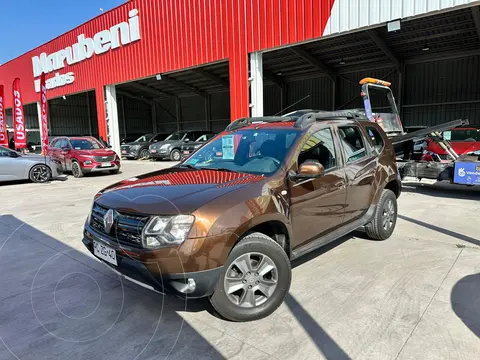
423,127,480,161
48,136,120,178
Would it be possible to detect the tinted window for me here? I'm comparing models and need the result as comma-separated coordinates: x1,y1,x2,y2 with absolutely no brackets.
339,126,367,163
0,146,13,156
152,134,166,142
443,129,480,142
184,128,301,175
299,128,337,170
70,139,102,150
57,139,67,149
166,132,187,141
49,139,58,148
366,126,384,152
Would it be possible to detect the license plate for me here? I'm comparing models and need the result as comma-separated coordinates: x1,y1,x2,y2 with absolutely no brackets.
121,150,127,154
183,151,190,155
93,240,117,265
100,162,112,167
150,149,157,153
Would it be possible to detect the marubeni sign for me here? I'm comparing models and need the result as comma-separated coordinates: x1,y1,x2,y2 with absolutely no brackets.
32,9,140,92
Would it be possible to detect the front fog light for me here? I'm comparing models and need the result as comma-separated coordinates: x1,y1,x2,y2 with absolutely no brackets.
143,215,195,248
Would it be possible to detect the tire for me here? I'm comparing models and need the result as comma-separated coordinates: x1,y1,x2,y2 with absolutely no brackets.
29,164,51,183
210,232,291,322
71,161,84,178
139,148,150,159
365,189,397,241
109,169,120,175
170,149,181,161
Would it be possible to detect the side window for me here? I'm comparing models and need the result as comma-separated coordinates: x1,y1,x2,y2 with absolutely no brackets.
197,135,207,142
57,139,67,149
50,139,58,148
366,126,384,152
338,126,367,163
298,128,337,171
0,147,11,156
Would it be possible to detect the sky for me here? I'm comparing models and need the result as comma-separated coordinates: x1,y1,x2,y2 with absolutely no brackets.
0,0,126,64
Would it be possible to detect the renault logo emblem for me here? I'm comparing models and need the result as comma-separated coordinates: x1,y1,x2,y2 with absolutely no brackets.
103,209,116,233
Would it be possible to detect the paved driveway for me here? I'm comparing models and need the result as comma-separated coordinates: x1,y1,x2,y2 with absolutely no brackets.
0,162,479,359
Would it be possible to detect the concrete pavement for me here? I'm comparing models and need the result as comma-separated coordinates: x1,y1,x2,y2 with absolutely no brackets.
0,161,479,359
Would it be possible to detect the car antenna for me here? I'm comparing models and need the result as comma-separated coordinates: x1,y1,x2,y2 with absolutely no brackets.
274,95,311,116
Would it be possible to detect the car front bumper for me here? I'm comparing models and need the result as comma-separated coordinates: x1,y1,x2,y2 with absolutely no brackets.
82,163,120,173
149,149,170,159
82,226,223,299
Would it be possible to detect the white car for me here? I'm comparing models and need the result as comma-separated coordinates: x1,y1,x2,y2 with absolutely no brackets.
413,137,427,153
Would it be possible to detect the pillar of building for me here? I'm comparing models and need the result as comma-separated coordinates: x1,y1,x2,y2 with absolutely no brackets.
249,52,264,117
96,85,121,156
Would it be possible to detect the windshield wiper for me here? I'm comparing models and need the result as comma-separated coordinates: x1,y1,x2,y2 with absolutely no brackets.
178,164,196,169
207,167,238,173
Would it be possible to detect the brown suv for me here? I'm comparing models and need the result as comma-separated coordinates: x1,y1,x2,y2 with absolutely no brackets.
83,111,401,322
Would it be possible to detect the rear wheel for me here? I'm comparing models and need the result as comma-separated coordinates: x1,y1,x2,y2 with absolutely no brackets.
29,164,51,183
170,149,181,161
210,232,291,322
71,161,84,178
365,189,397,240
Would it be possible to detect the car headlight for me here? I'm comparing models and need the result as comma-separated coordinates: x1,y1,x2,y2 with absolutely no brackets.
142,215,195,248
84,160,93,165
160,144,170,150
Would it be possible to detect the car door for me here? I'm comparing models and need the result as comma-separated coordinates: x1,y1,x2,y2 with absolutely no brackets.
62,139,74,171
289,125,347,249
338,125,377,223
0,148,27,181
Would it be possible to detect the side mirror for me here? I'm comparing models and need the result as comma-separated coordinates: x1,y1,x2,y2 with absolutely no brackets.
185,138,190,143
153,140,158,142
290,161,325,181
8,151,20,158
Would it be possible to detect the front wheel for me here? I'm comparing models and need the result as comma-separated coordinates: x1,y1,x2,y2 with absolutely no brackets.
210,232,291,322
365,189,398,240
29,164,51,183
139,148,150,159
170,149,181,161
71,161,84,178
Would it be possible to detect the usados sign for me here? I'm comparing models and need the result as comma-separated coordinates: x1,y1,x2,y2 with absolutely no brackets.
32,9,140,92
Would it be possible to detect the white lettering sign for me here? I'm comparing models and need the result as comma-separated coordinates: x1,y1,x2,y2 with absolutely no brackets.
31,9,140,92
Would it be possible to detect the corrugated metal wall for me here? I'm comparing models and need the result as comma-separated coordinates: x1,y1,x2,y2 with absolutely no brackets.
48,91,98,136
5,103,38,130
209,91,230,133
324,0,479,37
154,99,178,134
402,55,480,126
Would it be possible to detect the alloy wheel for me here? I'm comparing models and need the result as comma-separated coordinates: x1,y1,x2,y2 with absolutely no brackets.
140,149,150,158
382,199,395,231
223,252,278,308
31,165,50,183
171,150,181,161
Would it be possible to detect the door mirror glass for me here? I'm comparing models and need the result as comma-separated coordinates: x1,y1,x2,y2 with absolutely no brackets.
185,138,190,143
295,161,325,179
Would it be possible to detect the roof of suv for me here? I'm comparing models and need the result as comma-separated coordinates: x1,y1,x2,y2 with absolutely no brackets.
226,110,369,132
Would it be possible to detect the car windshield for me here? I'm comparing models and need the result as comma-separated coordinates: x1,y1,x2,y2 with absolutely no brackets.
443,129,480,142
70,139,103,150
166,132,186,141
134,134,153,142
182,128,301,175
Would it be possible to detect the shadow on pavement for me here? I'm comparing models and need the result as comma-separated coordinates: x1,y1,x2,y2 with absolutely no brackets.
284,294,351,360
398,214,480,247
0,215,224,360
451,273,480,338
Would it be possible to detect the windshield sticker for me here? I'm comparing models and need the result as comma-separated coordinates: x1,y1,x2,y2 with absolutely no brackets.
222,135,235,160
443,131,451,141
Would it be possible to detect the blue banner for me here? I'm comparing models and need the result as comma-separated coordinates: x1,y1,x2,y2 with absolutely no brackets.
454,162,480,185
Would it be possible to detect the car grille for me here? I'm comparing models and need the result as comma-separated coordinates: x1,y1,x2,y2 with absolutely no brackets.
121,145,130,152
93,155,116,162
89,203,150,248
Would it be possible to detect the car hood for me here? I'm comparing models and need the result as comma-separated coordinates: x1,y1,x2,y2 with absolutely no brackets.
73,149,116,156
181,141,203,148
149,140,178,148
95,167,266,215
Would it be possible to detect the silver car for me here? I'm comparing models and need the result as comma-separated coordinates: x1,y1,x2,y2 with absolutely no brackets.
0,146,61,183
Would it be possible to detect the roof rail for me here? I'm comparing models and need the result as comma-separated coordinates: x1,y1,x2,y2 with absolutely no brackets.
225,116,294,131
294,110,367,129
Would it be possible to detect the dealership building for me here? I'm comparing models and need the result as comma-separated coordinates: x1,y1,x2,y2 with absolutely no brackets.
1,0,479,155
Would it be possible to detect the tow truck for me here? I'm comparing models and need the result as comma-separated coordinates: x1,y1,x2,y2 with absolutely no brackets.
280,77,478,186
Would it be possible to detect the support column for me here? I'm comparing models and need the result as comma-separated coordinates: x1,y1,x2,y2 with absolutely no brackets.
249,52,264,117
86,92,93,136
104,85,121,156
205,94,211,131
95,87,108,140
151,101,157,133
229,51,250,121
176,98,182,131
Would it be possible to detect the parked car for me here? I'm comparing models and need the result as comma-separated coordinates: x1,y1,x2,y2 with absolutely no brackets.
424,127,480,160
149,130,212,161
48,136,120,178
180,133,216,160
413,137,427,153
120,133,169,159
83,113,401,322
0,145,61,183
